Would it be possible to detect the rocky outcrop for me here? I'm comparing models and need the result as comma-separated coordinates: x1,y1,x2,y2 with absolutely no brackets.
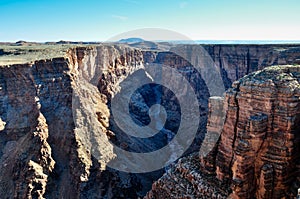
0,112,54,198
145,153,231,199
0,60,56,198
216,65,300,198
146,65,300,199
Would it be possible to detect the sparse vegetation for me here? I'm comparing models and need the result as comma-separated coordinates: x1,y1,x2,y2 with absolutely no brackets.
0,43,89,66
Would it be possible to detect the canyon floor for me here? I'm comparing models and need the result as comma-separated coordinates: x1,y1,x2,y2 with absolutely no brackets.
0,41,299,198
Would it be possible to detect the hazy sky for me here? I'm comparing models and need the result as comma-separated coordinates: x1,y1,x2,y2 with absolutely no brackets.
1,0,299,42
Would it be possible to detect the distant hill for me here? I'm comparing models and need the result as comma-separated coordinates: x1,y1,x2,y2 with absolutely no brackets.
118,38,145,43
117,38,174,50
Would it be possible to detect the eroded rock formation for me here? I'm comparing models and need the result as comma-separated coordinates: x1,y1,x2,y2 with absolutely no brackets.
217,65,300,198
146,65,300,199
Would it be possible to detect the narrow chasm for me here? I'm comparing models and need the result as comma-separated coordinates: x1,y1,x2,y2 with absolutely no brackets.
88,46,211,197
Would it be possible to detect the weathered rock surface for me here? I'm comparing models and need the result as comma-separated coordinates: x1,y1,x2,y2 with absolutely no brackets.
216,65,300,198
202,44,300,89
146,65,300,199
0,44,300,198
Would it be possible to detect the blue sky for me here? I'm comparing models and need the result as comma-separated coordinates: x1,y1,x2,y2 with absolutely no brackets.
0,0,299,42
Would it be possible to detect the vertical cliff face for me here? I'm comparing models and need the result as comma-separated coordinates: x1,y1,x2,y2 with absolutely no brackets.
215,65,300,198
0,59,71,198
68,45,155,198
0,45,155,198
146,65,300,199
0,44,300,198
203,45,300,89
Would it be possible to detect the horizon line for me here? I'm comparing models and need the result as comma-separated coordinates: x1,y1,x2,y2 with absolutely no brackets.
2,39,300,43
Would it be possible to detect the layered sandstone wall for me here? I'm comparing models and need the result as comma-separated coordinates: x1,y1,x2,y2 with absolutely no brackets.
215,65,300,198
0,58,72,198
146,65,300,199
0,45,148,198
203,45,300,89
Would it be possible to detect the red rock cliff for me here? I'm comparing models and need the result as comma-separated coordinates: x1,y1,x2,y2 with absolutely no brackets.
216,65,300,198
146,65,300,199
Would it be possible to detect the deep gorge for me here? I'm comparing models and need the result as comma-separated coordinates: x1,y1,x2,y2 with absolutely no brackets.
0,44,299,198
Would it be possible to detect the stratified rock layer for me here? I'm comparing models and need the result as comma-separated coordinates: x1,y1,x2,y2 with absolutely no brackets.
217,65,300,198
146,65,300,199
0,44,300,198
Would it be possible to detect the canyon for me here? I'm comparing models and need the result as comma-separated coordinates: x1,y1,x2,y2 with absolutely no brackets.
0,43,299,198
